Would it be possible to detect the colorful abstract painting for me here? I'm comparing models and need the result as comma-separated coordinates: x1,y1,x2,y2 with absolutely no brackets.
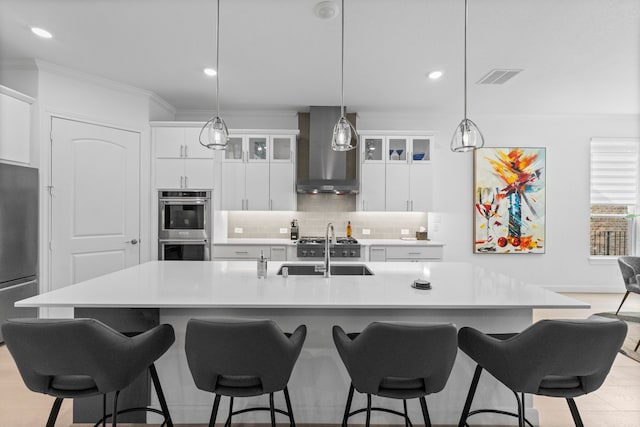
474,147,546,254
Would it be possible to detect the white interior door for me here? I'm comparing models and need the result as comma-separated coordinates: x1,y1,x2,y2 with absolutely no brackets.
51,117,140,290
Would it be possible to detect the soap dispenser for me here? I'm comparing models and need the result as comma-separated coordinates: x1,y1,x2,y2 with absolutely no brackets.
257,250,267,278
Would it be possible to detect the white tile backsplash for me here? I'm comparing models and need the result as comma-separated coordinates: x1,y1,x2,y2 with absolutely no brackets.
225,204,428,239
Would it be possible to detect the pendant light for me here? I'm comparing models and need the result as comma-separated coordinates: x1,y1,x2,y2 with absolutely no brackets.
199,0,229,150
331,0,358,152
450,0,484,152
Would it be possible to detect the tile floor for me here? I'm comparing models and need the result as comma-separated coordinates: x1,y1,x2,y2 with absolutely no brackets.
0,293,638,427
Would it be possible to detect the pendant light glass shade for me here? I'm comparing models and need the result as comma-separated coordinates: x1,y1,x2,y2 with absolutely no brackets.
332,116,357,151
450,0,484,153
199,115,229,150
451,118,484,152
199,0,229,151
332,0,358,152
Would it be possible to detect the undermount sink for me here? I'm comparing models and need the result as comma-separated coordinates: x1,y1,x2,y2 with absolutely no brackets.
277,264,374,276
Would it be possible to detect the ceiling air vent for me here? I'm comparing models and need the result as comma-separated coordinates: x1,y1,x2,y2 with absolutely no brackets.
477,69,522,85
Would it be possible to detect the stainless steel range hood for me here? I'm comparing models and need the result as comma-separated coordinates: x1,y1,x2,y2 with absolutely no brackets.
296,106,359,194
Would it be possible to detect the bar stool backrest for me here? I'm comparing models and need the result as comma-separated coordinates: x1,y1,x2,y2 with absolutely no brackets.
333,322,457,395
459,319,627,394
185,318,306,394
2,318,175,394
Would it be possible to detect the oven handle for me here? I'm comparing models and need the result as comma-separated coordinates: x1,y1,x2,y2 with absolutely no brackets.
159,239,208,244
159,199,207,205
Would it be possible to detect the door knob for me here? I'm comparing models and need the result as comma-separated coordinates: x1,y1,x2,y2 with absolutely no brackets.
126,239,138,245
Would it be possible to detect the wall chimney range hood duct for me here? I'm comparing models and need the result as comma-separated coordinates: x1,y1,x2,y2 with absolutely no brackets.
297,106,359,194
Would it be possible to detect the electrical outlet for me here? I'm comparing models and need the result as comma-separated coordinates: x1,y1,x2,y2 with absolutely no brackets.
362,228,371,235
401,229,410,235
234,227,243,234
279,228,288,234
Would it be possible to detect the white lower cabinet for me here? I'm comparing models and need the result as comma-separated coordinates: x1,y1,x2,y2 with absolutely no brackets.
213,245,288,261
368,245,443,262
156,158,214,189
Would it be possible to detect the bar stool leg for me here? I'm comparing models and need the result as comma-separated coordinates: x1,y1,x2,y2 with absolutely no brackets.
341,383,355,427
283,386,296,427
566,398,584,427
209,394,221,427
225,397,234,427
419,396,432,427
403,399,409,427
269,392,276,427
458,364,483,427
513,391,525,427
149,363,173,427
365,394,372,427
111,390,120,427
45,397,64,427
102,393,107,427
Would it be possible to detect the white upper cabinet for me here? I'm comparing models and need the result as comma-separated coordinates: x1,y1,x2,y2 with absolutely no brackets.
0,86,34,165
220,132,297,211
155,127,213,159
359,133,433,212
153,125,215,189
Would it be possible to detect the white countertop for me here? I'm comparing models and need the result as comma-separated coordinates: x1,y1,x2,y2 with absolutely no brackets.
17,261,587,310
213,238,444,246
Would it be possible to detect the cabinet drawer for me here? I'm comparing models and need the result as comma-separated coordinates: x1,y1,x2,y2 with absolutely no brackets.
369,247,386,262
385,246,442,260
270,246,287,261
214,245,271,259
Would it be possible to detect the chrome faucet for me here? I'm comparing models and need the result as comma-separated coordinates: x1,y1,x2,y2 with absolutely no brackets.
315,222,335,278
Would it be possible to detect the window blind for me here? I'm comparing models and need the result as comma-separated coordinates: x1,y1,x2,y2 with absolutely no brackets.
590,139,640,205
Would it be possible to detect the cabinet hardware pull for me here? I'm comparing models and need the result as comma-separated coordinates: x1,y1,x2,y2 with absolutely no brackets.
180,145,184,158
270,199,273,210
408,252,421,255
410,200,414,211
180,176,184,188
185,176,189,188
235,251,249,254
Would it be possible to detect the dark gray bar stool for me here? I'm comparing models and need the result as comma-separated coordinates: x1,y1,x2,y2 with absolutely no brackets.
616,256,640,315
1,318,175,427
185,318,307,427
332,321,457,427
457,318,627,427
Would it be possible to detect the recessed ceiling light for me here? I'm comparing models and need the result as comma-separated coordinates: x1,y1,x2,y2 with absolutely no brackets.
30,27,53,39
428,70,443,80
313,1,339,19
203,68,217,77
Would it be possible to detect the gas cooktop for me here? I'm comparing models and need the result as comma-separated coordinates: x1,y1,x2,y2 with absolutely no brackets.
297,236,359,245
296,236,361,258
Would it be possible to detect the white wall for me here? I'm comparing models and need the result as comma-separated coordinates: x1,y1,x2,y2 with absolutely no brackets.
358,111,640,291
32,61,161,296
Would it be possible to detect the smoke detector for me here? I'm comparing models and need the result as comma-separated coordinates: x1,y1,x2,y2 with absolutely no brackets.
314,1,339,20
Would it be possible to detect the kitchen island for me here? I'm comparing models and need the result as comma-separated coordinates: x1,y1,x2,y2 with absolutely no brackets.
17,261,588,425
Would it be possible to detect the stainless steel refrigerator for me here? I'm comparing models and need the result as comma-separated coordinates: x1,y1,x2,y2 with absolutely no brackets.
0,162,38,342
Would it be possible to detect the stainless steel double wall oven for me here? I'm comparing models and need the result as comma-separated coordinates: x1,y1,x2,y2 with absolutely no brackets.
158,190,211,260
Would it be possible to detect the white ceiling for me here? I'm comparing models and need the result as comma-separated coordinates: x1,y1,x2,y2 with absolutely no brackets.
1,0,638,115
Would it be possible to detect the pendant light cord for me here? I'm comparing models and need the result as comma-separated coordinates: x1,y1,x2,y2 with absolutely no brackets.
340,0,345,118
216,0,221,117
463,0,468,120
